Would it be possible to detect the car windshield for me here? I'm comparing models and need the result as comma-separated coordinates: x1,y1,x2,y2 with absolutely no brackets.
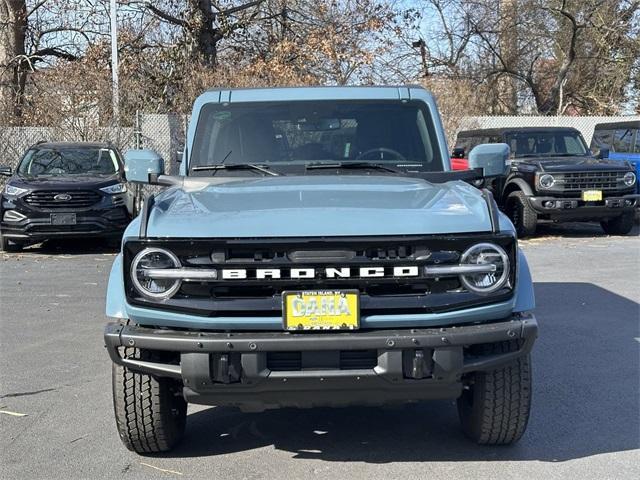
18,147,120,177
505,130,588,158
190,100,444,175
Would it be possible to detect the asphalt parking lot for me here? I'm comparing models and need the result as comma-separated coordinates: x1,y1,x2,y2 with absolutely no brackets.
1,223,639,480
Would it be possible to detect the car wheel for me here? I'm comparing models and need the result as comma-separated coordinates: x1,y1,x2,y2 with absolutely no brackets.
112,348,187,453
457,340,532,445
0,232,23,252
506,191,537,238
600,212,635,235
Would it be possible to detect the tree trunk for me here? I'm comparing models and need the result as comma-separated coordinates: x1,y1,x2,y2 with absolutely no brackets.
189,0,220,66
497,0,518,114
0,0,27,122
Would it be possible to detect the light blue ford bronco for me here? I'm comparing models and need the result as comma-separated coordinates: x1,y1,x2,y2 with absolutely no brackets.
104,86,537,453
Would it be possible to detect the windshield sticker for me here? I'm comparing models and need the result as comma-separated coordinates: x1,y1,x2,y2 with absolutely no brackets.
213,111,232,121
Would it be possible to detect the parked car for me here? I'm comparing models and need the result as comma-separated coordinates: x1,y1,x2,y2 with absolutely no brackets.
590,120,640,194
0,142,134,251
450,147,469,170
455,127,638,237
104,85,537,453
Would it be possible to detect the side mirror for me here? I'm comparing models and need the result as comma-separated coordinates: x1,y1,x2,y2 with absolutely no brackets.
468,143,510,178
451,147,465,159
0,165,12,176
598,147,610,159
123,149,164,183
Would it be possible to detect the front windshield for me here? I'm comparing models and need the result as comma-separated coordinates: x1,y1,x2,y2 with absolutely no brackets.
505,130,588,158
18,147,120,177
190,100,444,174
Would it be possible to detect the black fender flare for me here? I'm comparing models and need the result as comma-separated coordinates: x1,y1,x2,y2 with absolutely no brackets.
503,178,534,198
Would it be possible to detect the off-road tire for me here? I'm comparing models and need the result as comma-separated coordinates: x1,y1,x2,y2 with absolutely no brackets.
457,340,532,445
600,212,635,236
112,349,187,454
506,191,537,238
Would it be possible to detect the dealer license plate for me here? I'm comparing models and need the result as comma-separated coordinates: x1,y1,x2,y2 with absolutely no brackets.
50,213,77,225
282,290,360,331
581,190,602,201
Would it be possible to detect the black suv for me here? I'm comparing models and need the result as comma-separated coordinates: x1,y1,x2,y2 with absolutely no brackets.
455,127,638,236
0,142,134,251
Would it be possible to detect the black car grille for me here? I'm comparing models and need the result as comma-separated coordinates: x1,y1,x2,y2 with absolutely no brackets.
123,235,517,317
559,171,626,192
24,190,102,209
267,350,378,371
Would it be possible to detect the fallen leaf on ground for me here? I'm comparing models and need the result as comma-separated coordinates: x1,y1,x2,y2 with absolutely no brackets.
140,463,183,476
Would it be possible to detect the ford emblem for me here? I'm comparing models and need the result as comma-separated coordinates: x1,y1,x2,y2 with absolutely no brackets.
54,193,72,201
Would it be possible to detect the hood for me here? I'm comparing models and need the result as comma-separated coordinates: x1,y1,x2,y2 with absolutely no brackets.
146,175,494,238
11,173,120,190
518,156,632,172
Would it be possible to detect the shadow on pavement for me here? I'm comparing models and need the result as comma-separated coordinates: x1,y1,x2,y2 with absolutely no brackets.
13,238,119,255
530,220,639,238
160,282,639,463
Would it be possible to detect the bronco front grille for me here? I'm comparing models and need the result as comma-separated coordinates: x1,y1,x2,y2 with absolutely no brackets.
123,234,517,317
558,171,626,192
24,190,102,209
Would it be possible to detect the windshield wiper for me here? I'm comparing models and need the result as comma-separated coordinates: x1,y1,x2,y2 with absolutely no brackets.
192,163,280,176
306,161,402,174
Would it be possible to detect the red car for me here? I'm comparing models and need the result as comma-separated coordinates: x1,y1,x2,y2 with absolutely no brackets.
451,148,469,170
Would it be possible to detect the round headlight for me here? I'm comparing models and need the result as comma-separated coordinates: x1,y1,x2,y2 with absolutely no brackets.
623,172,636,186
131,248,181,299
459,243,510,294
538,174,555,189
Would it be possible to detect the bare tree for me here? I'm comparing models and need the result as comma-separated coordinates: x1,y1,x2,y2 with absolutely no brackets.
0,1,27,120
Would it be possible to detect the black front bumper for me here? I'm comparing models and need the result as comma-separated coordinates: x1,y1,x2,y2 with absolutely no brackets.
0,206,130,243
528,194,638,220
104,314,538,411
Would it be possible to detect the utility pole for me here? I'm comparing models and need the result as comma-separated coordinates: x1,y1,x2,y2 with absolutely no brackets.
110,0,119,126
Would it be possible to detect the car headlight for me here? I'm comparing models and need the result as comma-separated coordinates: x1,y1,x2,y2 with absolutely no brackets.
100,183,127,194
538,174,555,189
131,248,181,299
4,184,28,196
459,243,510,294
623,172,636,187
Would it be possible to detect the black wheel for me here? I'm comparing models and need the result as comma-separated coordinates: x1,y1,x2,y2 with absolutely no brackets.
506,191,537,238
112,349,187,453
600,212,635,235
457,340,532,445
0,232,22,252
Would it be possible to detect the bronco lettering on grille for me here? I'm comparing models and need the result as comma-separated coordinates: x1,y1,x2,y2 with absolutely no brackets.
221,266,419,280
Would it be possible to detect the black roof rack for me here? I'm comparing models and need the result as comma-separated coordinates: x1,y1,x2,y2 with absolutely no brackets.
457,126,581,137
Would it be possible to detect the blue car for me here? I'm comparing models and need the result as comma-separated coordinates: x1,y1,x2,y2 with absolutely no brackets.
591,120,640,194
104,86,537,453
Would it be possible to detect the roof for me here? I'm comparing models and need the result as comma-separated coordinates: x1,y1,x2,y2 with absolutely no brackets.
457,126,581,137
204,84,426,94
593,120,640,130
194,85,432,106
31,141,113,149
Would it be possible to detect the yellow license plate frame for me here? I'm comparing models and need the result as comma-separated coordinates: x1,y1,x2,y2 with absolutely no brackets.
581,190,602,201
282,290,360,331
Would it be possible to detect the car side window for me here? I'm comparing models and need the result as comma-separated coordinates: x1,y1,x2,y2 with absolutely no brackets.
592,129,612,148
454,137,471,156
613,128,633,153
564,135,584,154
